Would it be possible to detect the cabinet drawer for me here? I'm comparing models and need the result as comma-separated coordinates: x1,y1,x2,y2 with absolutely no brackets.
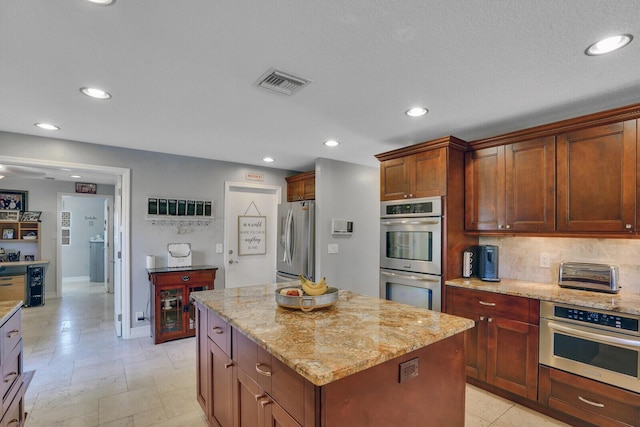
1,382,24,427
1,340,22,404
208,311,230,356
0,311,21,361
0,277,24,304
540,366,640,427
270,356,305,425
152,271,214,286
448,287,538,324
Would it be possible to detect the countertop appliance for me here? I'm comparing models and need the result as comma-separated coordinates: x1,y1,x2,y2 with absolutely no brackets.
167,243,192,268
558,262,620,293
462,245,500,282
276,200,315,282
379,197,442,311
540,301,640,393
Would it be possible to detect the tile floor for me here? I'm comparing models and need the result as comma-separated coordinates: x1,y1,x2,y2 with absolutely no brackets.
22,280,570,426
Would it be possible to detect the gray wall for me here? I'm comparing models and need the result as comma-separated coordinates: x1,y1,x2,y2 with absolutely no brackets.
0,131,296,329
61,195,109,278
315,158,380,297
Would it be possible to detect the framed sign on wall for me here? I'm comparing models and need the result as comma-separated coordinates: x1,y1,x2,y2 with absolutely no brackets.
238,215,266,255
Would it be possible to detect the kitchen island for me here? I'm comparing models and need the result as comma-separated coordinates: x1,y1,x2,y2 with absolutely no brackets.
191,283,475,427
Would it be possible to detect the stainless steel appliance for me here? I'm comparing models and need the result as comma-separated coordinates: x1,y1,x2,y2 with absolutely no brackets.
558,262,620,293
462,245,500,281
276,200,315,282
540,301,640,393
380,197,442,311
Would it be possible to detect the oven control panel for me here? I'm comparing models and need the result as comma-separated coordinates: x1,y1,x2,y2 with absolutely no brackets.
380,197,442,218
554,306,639,333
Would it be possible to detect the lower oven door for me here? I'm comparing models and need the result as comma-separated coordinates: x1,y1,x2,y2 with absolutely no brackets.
540,318,640,393
379,269,441,312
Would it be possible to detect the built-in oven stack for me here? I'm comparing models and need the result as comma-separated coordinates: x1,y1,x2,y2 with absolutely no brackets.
379,197,442,311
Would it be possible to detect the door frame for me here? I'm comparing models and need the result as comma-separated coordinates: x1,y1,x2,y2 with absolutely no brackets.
224,181,282,287
0,155,132,338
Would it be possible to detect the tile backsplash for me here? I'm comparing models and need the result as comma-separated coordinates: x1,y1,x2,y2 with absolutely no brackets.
479,236,640,295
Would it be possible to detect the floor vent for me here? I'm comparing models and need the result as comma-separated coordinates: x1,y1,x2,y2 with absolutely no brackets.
256,68,311,95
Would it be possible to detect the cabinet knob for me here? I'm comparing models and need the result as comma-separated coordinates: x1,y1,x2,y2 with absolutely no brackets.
487,318,493,323
479,316,485,321
626,224,632,229
181,276,190,282
498,224,504,229
403,194,408,198
408,194,413,198
505,224,511,229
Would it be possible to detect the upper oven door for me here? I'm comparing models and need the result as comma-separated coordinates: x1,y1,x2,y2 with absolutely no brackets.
380,216,441,275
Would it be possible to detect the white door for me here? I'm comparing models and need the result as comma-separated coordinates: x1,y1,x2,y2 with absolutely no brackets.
113,179,123,336
103,198,114,293
224,182,281,288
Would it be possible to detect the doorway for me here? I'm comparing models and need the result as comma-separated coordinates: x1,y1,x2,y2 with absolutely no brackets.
224,182,281,288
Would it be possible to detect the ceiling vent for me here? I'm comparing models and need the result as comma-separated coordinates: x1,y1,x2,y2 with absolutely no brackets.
256,68,311,96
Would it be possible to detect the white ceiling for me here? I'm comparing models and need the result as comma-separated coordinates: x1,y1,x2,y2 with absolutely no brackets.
1,1,639,178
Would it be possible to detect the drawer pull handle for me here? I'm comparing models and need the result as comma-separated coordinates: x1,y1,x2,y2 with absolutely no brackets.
7,330,19,338
182,276,190,282
256,363,272,377
224,362,234,369
578,396,605,408
479,316,485,321
0,283,13,287
211,326,224,334
479,301,496,307
254,393,266,401
260,398,273,408
3,372,17,383
6,419,19,426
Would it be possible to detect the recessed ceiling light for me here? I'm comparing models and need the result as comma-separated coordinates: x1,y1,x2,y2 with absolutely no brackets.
262,157,275,163
585,34,633,56
70,175,82,179
80,87,112,99
87,0,115,5
324,140,340,147
406,107,428,117
34,123,60,131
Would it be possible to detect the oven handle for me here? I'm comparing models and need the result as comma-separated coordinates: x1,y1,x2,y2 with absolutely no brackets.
380,270,440,283
380,219,440,226
547,321,640,349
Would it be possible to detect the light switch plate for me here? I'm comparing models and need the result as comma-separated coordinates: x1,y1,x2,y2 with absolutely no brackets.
216,243,223,253
328,243,339,254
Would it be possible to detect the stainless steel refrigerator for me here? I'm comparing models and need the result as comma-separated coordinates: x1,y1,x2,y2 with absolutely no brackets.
276,200,315,282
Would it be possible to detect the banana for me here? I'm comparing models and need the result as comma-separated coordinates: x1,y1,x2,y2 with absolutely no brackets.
299,275,328,296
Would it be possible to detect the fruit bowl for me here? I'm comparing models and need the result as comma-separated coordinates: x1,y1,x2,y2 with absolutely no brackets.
275,285,339,312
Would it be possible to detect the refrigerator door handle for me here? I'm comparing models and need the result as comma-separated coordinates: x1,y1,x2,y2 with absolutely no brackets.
284,208,294,265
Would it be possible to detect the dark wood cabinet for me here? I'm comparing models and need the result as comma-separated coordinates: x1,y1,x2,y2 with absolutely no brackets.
286,171,315,201
557,120,637,233
378,146,447,200
539,366,640,427
447,286,539,400
148,267,216,344
465,136,555,232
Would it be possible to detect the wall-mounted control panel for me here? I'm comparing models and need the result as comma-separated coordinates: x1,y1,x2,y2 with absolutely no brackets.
331,219,353,235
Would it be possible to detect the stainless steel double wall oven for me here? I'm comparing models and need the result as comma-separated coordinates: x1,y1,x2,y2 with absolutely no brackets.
379,197,442,311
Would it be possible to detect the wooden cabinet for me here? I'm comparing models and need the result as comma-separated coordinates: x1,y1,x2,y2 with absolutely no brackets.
286,172,315,201
557,120,637,233
0,221,40,261
148,267,216,344
539,366,640,427
0,277,24,303
0,307,24,427
379,146,448,200
465,136,555,232
447,286,539,400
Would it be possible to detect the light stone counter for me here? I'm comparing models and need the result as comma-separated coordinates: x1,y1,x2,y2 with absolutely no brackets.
191,283,474,386
0,300,22,325
446,277,640,315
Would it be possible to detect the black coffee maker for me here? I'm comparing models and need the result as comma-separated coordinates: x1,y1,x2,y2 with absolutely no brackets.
463,245,500,282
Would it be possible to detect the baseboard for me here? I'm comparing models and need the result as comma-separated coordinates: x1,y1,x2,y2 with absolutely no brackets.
128,325,151,340
62,276,90,283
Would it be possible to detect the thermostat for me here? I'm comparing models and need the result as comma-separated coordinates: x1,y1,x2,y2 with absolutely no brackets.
331,219,353,235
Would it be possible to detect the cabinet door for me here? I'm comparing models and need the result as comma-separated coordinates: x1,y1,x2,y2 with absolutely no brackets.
286,181,304,202
412,147,447,198
210,339,234,427
196,303,208,413
263,399,302,427
505,137,556,232
234,367,263,427
465,146,506,230
449,308,486,381
486,318,538,400
185,283,211,334
557,120,637,232
302,176,315,200
155,285,186,342
380,157,411,200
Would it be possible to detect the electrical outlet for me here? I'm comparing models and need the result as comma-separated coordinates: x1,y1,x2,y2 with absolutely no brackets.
328,243,339,254
540,252,551,268
135,311,145,322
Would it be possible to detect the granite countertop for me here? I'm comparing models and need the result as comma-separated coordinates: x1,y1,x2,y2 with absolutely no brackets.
191,283,475,386
0,301,22,325
446,277,640,315
147,265,218,274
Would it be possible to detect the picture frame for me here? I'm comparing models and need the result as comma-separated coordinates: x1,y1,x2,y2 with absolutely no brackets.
75,182,97,194
0,210,21,222
21,211,42,222
24,254,35,261
2,228,14,239
0,190,27,212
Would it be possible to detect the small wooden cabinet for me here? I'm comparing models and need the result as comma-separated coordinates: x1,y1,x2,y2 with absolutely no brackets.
286,171,315,201
148,267,216,344
557,120,637,233
447,286,539,400
539,366,640,427
465,136,555,232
